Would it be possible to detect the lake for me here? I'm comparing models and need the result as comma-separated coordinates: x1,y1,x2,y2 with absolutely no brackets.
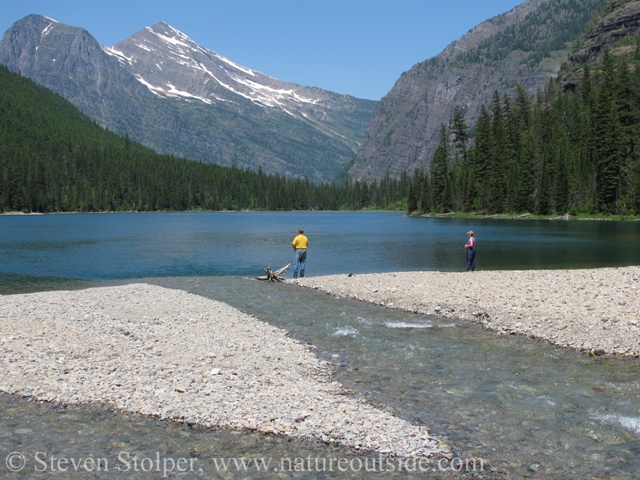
1,212,640,478
1,212,640,292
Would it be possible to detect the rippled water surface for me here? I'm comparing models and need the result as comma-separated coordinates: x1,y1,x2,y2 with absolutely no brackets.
2,213,640,478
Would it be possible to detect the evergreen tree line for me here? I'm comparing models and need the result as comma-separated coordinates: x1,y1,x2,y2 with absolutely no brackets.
0,66,406,213
408,49,640,216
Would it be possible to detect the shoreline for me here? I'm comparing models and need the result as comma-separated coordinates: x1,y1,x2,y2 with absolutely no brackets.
412,212,640,221
0,284,446,459
294,266,640,357
3,209,640,220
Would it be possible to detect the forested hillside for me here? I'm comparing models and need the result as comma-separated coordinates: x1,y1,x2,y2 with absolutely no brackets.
349,0,607,181
407,43,640,216
0,66,405,213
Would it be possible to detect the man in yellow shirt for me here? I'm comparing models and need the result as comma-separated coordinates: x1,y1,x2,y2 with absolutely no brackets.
291,229,308,278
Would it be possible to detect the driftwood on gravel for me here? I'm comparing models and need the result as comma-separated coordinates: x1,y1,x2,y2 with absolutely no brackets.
256,263,290,282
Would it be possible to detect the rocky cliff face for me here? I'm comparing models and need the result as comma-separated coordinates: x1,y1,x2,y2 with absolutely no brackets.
571,0,640,63
0,15,376,182
0,15,156,138
348,0,606,181
562,0,640,88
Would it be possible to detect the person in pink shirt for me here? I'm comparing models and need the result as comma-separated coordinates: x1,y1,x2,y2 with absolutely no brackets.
464,230,476,271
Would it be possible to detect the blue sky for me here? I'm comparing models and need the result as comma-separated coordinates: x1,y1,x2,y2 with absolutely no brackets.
1,1,523,100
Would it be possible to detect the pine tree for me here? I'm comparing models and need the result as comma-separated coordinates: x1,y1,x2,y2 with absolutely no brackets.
407,176,418,214
488,91,508,212
420,171,432,213
430,125,450,211
594,51,623,213
616,60,639,211
451,107,469,164
517,131,537,212
473,105,492,211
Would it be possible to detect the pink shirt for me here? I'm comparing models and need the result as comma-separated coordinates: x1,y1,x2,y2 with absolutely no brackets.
467,236,475,248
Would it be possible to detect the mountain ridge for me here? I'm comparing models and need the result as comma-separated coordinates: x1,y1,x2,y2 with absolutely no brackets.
561,0,640,89
0,15,376,182
348,0,607,181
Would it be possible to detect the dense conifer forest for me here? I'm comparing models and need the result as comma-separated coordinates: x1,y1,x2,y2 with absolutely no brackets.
0,66,406,213
408,43,640,217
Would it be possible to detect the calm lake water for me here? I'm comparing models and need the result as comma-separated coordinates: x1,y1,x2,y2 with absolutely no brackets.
1,212,640,479
1,212,640,291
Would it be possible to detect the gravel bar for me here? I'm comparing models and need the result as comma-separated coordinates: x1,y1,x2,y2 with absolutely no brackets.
295,267,640,357
0,284,446,459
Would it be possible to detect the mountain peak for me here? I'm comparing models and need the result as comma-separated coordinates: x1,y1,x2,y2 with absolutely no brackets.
111,21,339,113
142,21,201,53
0,14,376,182
5,14,60,39
149,21,190,41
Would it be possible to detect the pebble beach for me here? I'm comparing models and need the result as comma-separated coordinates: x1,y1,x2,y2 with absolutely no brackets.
2,266,638,462
0,284,445,459
295,266,640,357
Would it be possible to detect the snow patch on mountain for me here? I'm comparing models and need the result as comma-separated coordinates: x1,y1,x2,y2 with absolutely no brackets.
134,75,164,96
102,46,133,66
232,76,319,105
135,43,151,52
134,75,212,104
212,53,256,77
145,25,199,54
165,82,212,104
41,22,56,36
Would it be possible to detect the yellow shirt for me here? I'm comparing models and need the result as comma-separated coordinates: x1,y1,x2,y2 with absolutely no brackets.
292,234,308,250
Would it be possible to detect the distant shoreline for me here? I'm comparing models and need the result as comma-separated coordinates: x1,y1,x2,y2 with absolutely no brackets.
410,212,640,221
0,208,402,215
3,209,640,220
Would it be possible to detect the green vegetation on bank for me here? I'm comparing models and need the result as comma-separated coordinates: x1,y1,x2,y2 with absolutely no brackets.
0,66,406,213
408,44,640,217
